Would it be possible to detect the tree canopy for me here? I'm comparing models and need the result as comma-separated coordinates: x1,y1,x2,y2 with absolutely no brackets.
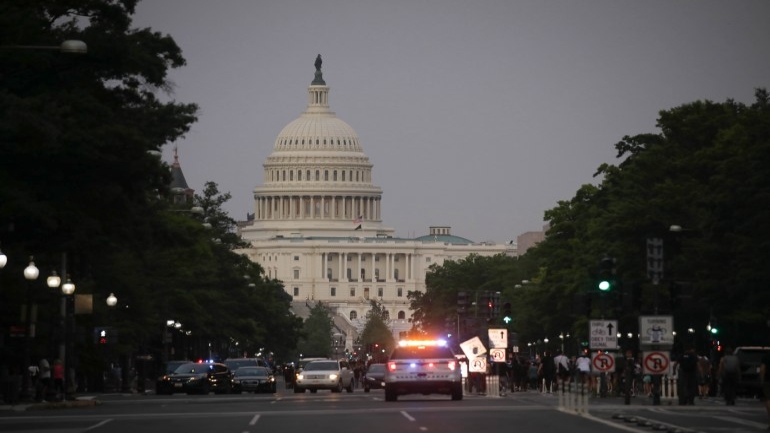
410,90,770,355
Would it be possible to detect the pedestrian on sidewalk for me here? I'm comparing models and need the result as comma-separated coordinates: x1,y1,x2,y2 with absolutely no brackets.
718,346,740,406
52,359,64,401
759,349,770,430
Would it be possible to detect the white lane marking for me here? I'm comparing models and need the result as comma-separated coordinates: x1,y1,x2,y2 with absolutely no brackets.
714,415,767,429
84,419,112,431
401,411,416,421
249,414,260,425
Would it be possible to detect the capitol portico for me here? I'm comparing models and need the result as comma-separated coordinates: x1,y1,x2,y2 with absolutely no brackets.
236,56,515,346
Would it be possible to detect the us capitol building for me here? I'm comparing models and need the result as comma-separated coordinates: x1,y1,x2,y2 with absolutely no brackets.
235,56,516,347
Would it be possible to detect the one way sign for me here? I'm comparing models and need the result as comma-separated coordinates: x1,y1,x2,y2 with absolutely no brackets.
589,320,618,350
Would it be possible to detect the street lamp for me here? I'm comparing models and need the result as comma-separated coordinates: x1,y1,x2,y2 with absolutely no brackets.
0,245,7,269
21,256,39,400
2,40,87,54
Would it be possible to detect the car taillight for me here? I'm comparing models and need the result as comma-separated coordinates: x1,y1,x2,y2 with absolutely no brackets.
388,362,397,371
448,361,456,371
427,362,435,368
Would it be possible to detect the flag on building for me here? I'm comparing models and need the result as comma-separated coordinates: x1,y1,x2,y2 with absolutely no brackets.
353,215,363,224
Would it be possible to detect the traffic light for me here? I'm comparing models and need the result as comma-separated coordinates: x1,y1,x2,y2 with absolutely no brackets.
597,255,616,291
491,292,501,318
479,290,491,317
457,291,468,315
502,302,512,324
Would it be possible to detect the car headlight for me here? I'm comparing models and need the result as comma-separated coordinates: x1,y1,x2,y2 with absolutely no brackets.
329,374,338,380
297,374,304,380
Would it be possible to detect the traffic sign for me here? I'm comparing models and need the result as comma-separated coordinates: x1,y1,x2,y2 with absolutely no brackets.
459,337,487,360
639,316,674,346
642,351,670,375
490,348,506,363
488,328,508,349
591,352,616,373
589,320,618,350
469,355,487,373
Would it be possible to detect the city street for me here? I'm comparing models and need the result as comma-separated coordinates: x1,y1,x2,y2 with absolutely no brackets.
1,378,767,433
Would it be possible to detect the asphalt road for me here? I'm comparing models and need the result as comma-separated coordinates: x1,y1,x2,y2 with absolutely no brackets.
1,382,767,433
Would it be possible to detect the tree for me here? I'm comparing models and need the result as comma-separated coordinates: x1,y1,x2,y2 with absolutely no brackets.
297,302,333,358
359,300,396,360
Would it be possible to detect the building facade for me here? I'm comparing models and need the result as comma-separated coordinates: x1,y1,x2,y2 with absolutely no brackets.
236,58,515,345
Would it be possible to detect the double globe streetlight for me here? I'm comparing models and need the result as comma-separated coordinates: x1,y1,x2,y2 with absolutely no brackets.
46,270,76,400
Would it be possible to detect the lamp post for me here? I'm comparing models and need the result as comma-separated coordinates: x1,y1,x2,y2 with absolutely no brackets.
2,40,87,54
46,272,76,398
21,257,39,401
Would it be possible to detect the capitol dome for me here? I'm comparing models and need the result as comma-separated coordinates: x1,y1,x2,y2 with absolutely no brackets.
241,55,394,240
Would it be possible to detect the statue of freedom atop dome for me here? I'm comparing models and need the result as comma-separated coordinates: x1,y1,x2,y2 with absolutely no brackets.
312,54,326,85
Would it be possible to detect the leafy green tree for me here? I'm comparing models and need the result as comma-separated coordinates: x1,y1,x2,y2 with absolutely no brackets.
297,302,333,358
359,300,396,358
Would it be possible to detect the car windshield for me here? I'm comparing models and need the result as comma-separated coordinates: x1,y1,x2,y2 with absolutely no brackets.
234,367,269,377
225,359,258,369
304,361,338,371
367,364,385,373
174,363,212,374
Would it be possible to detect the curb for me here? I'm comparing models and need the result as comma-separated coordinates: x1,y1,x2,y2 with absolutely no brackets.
2,399,101,412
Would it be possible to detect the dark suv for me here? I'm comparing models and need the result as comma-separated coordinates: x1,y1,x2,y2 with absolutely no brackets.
734,346,770,397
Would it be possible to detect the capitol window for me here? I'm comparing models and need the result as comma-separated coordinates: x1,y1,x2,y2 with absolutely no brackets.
293,287,299,297
330,287,336,297
350,287,355,297
293,269,300,279
398,311,406,320
298,171,302,181
315,170,320,181
324,170,328,181
377,287,383,297
350,311,357,320
397,287,403,297
342,171,346,181
333,170,337,181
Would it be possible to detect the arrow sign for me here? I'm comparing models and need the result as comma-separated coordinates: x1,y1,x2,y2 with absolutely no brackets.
589,320,618,350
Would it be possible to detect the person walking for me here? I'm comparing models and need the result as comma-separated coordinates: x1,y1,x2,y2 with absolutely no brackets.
52,359,64,401
677,347,699,405
538,351,555,394
553,350,571,391
718,346,741,405
37,358,51,402
759,349,770,430
575,351,592,391
697,354,712,399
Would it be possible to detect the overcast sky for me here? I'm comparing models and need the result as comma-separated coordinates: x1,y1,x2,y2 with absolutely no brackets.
132,0,770,243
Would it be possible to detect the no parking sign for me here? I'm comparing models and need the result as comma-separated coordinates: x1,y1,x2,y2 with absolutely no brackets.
591,352,615,373
642,351,670,375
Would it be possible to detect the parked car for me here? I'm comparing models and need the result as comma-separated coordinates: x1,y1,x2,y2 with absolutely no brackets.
232,366,276,393
734,346,770,397
156,362,233,395
155,360,192,394
294,359,354,393
363,363,386,392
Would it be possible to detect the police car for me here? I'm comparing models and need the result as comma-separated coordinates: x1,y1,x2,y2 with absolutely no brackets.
383,339,463,401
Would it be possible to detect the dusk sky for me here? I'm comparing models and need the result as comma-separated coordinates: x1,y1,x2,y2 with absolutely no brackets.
132,0,770,243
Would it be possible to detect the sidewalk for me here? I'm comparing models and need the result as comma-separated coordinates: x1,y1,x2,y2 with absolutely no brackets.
0,396,101,412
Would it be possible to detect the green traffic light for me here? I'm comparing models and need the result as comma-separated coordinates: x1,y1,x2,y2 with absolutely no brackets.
598,280,611,291
503,316,512,324
710,327,718,334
